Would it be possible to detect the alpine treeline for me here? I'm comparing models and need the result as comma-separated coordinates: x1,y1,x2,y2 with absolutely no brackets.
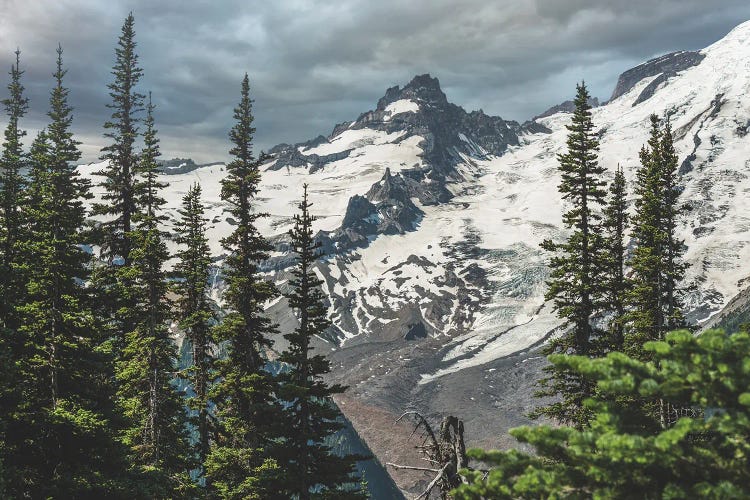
535,83,608,429
533,82,687,428
0,13,364,499
456,84,707,498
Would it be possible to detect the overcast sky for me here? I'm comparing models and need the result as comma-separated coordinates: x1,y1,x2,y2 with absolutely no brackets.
0,0,749,163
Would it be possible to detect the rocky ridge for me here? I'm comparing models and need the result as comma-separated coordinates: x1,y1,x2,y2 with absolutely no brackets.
77,19,750,497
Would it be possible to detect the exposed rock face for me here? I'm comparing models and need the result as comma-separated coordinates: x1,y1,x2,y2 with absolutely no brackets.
609,50,705,102
364,168,424,234
79,21,750,496
267,144,353,172
533,97,600,120
341,195,378,233
269,74,524,187
315,168,427,255
362,74,522,175
156,157,222,175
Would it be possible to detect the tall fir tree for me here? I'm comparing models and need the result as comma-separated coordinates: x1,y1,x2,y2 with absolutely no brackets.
116,95,193,497
1,130,47,496
0,48,28,499
174,182,216,483
91,12,145,354
205,73,284,499
626,115,686,360
277,184,365,499
533,82,608,429
626,115,664,356
599,165,630,353
7,45,132,499
658,119,687,330
0,48,29,332
93,12,143,265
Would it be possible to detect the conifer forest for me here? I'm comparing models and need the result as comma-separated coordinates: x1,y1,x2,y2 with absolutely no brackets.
2,6,750,500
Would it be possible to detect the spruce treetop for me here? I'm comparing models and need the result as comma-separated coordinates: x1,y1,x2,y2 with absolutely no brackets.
2,49,29,148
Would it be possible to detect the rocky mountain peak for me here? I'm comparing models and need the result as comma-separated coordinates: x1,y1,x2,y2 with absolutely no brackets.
377,73,447,110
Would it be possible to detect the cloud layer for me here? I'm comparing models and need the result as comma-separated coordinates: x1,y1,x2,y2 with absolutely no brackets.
0,0,748,162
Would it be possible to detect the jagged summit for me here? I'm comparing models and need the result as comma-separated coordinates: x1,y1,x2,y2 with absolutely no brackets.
377,73,447,110
75,18,750,495
268,73,524,187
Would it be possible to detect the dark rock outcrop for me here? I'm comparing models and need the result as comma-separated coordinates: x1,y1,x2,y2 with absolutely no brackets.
267,145,353,173
267,74,523,195
319,169,426,254
358,74,521,177
157,158,223,175
365,168,424,235
404,322,427,340
532,97,600,121
609,50,705,102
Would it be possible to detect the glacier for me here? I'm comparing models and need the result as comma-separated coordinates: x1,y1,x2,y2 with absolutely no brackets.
77,19,750,495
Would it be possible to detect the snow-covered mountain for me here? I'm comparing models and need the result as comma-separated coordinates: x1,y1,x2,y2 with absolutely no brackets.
80,20,750,494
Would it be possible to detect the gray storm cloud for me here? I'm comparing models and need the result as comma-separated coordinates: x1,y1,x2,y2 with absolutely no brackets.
0,0,748,163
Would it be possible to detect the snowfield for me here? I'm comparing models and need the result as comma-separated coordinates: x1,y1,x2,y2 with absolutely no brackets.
80,20,750,382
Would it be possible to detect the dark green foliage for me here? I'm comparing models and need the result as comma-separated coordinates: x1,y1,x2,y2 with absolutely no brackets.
205,74,284,498
534,82,608,428
0,49,28,332
90,13,145,358
626,115,687,360
93,12,144,265
627,116,664,355
4,46,133,499
599,165,630,353
277,184,366,499
658,120,687,331
174,182,216,481
116,95,194,497
454,329,750,499
0,48,28,499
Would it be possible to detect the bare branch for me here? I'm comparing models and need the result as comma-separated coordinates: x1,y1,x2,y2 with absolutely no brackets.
386,463,439,473
415,462,452,500
396,411,440,457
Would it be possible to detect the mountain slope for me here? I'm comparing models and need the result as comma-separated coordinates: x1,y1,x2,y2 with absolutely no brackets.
78,19,750,495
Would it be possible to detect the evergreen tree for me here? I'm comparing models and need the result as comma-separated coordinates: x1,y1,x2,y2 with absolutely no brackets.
93,12,143,265
533,82,608,429
6,45,132,499
277,184,365,499
0,49,28,499
174,182,216,482
599,165,629,353
116,95,193,497
658,120,687,330
91,12,144,354
454,329,750,499
205,73,283,499
626,115,686,360
626,115,664,357
0,48,28,332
